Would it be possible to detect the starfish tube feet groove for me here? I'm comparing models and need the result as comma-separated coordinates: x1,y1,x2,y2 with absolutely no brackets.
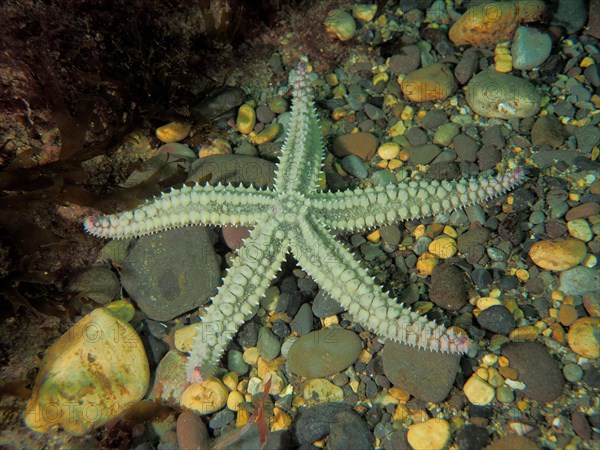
84,59,525,382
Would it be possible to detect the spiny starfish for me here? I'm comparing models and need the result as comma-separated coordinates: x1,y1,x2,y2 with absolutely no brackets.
85,60,524,382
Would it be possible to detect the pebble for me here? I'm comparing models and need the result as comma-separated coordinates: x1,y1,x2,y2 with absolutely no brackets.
528,238,587,272
389,45,421,75
377,142,400,160
324,9,356,42
496,385,515,403
486,435,541,450
559,266,599,296
286,329,362,377
400,63,456,102
563,363,584,382
501,342,564,402
156,121,192,143
429,263,467,311
567,218,593,241
454,48,480,85
257,327,281,362
477,305,516,335
463,374,495,405
565,202,600,221
472,268,493,289
408,143,442,164
312,289,345,318
227,349,249,375
148,350,187,406
433,122,460,147
25,307,149,434
120,227,220,321
177,411,209,450
407,419,450,450
303,378,344,402
181,378,229,415
455,424,490,450
293,403,373,450
465,70,541,119
531,115,564,148
208,409,234,429
251,122,280,145
290,303,313,335
428,236,458,259
341,154,368,179
448,0,546,47
567,317,600,358
333,132,378,161
512,26,552,70
574,125,600,153
382,342,460,402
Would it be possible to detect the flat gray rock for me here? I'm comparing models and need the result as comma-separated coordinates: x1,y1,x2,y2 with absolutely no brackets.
120,227,220,321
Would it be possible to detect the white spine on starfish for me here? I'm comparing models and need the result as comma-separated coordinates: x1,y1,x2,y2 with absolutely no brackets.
185,220,288,382
83,183,276,239
312,167,525,231
290,216,470,355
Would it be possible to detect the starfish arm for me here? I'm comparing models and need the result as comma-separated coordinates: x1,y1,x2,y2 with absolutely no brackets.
274,61,325,195
83,183,276,239
290,217,470,354
185,220,288,381
311,168,525,232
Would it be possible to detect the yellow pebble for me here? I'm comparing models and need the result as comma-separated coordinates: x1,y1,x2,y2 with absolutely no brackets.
428,236,457,259
443,225,458,238
463,375,495,405
331,106,348,120
270,407,292,432
174,324,198,353
580,56,594,68
389,387,411,402
227,390,245,412
515,268,529,282
181,378,228,415
251,123,280,145
413,224,426,238
321,315,339,327
509,325,540,341
236,104,256,135
367,229,381,243
236,407,251,428
377,142,401,160
388,159,402,170
416,252,439,276
375,160,389,169
477,297,502,310
302,379,344,403
407,418,451,450
325,73,339,86
482,353,498,366
401,106,414,121
372,72,389,88
476,367,488,380
243,347,260,365
389,120,406,137
498,356,509,367
222,372,239,391
392,403,410,422
156,121,191,143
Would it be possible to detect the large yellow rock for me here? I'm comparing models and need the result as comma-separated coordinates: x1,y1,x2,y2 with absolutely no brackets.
567,317,600,359
401,63,456,102
25,307,149,435
449,0,546,48
529,238,587,271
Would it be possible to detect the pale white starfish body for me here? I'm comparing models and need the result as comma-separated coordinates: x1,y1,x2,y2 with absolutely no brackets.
85,61,525,381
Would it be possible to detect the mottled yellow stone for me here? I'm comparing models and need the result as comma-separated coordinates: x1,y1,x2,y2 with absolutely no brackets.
367,229,381,243
156,121,191,143
389,387,411,402
377,142,401,160
567,317,600,359
270,407,292,432
302,379,344,403
251,123,280,145
529,238,587,271
416,252,439,276
407,418,451,450
222,372,239,391
236,104,256,134
227,390,245,412
509,325,540,341
181,378,228,415
242,347,260,365
388,159,403,170
25,308,149,435
477,297,502,310
428,236,457,259
389,120,406,137
174,324,198,353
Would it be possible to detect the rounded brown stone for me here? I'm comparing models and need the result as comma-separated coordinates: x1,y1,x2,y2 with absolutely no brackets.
332,132,378,161
565,202,600,221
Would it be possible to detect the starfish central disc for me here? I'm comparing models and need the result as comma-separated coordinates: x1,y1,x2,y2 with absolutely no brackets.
276,193,310,223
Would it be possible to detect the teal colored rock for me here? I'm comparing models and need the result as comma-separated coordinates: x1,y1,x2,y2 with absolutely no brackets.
257,327,281,361
341,155,368,179
512,26,552,70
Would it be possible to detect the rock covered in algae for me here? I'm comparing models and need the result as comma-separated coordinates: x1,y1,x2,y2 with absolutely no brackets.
25,306,149,435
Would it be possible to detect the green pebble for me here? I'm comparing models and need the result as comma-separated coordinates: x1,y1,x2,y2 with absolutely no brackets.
257,327,281,361
371,170,396,186
268,96,288,114
227,349,249,375
563,363,583,382
260,286,280,312
496,386,515,403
